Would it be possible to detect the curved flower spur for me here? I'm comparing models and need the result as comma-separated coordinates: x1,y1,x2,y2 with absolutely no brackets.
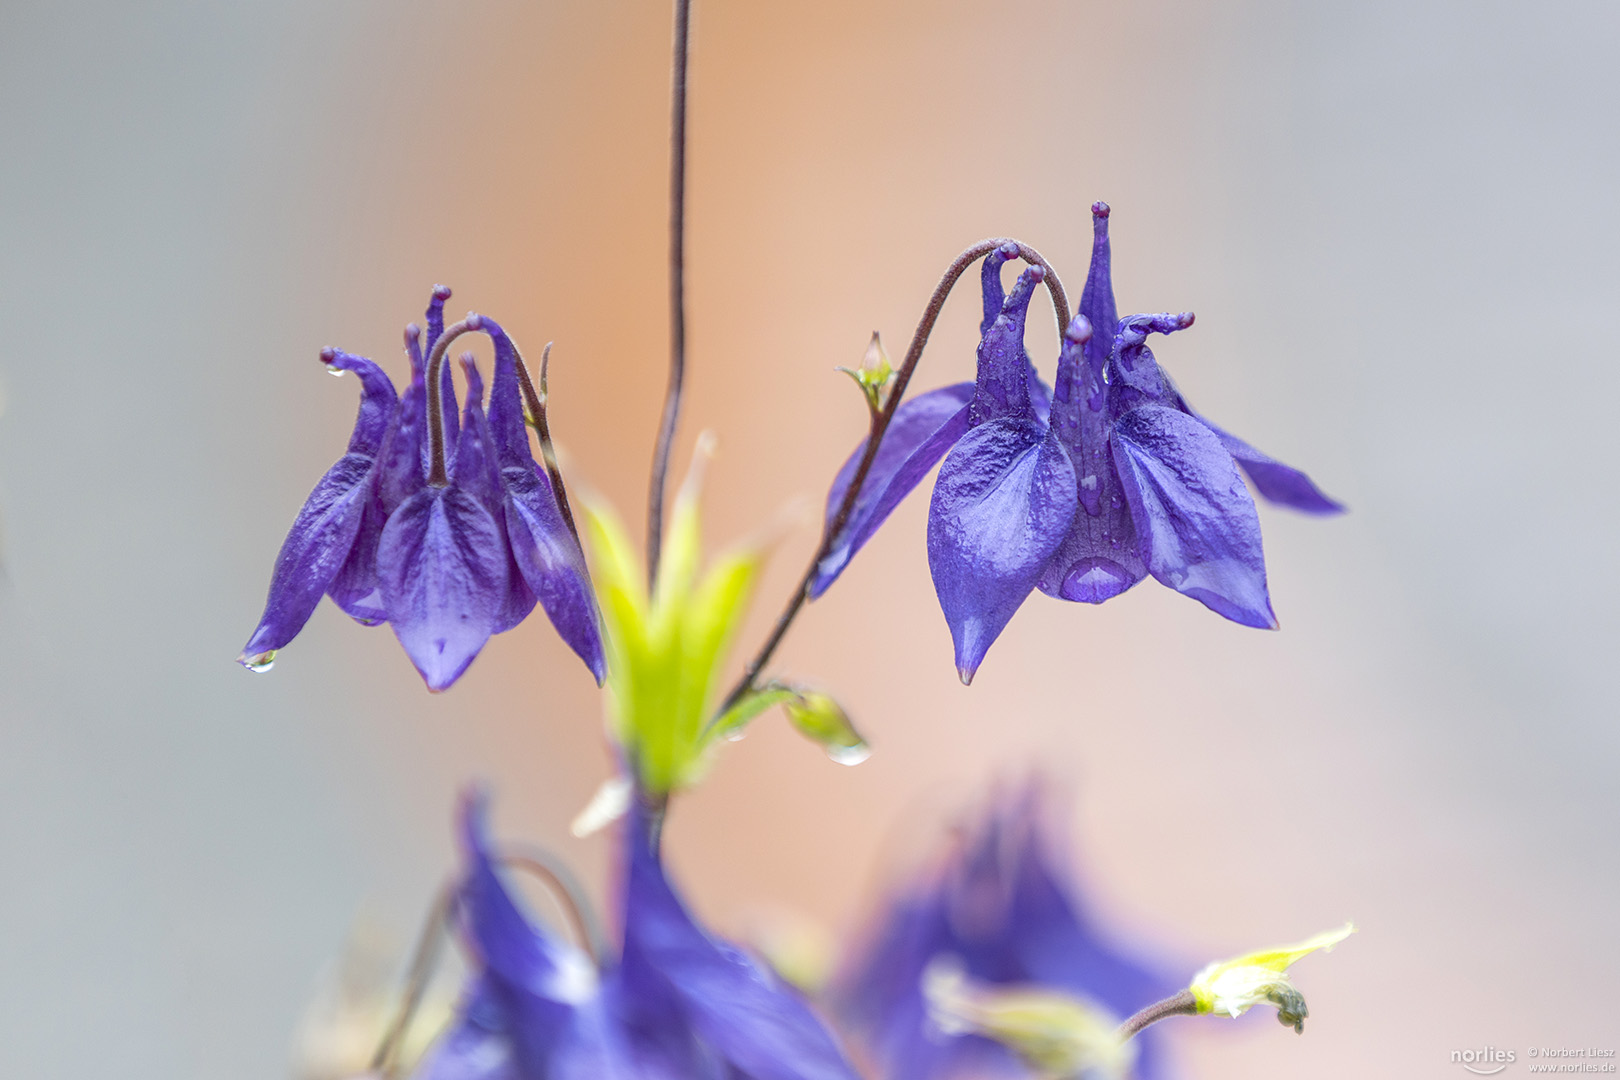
811,204,1344,682
238,287,604,691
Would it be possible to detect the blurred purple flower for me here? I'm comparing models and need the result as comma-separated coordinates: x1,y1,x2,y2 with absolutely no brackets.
814,205,1342,681
413,790,860,1080
239,287,603,691
833,785,1177,1080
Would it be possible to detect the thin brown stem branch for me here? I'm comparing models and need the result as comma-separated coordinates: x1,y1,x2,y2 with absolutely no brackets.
370,884,456,1078
1117,989,1199,1041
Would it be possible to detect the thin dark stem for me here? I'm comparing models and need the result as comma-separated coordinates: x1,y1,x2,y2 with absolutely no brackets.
515,341,581,547
647,0,693,591
502,849,610,967
715,240,1067,715
1117,989,1199,1041
424,318,480,487
370,884,456,1078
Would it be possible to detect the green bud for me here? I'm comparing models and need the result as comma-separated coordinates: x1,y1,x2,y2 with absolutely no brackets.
835,332,895,412
782,688,870,765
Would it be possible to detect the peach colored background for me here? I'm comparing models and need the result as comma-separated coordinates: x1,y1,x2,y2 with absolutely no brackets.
1,1,1616,1076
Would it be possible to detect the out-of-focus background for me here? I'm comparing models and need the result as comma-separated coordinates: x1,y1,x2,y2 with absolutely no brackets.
1,0,1616,1075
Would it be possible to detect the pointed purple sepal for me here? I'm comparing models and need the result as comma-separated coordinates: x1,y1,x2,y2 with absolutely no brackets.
810,383,974,599
620,804,859,1080
477,317,606,684
378,486,512,690
1111,404,1277,629
928,419,1077,682
239,350,398,666
1195,415,1346,514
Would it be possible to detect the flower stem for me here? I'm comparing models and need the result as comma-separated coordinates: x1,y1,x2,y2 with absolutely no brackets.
1117,989,1199,1041
716,240,1068,715
369,883,455,1078
646,0,693,591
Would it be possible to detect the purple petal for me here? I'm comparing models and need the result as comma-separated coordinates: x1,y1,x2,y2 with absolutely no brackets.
1111,404,1277,629
450,792,632,1080
456,357,539,636
479,316,531,467
503,470,605,684
927,419,1078,683
324,348,399,454
1040,316,1145,603
378,486,511,690
321,350,402,626
968,266,1045,426
472,316,605,683
240,350,398,663
620,807,859,1080
832,784,1179,1080
809,383,973,599
457,790,591,1005
379,330,429,513
326,495,389,625
1192,414,1346,515
240,454,377,665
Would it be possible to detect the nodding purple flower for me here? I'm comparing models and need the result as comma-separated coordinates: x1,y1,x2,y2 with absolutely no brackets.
813,205,1342,682
413,790,860,1080
833,785,1179,1080
239,286,604,691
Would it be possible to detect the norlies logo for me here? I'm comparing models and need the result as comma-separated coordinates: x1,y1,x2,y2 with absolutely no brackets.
1454,1047,1517,1075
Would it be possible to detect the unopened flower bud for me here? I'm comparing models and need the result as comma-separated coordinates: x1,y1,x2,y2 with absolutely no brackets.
836,332,895,411
782,688,870,765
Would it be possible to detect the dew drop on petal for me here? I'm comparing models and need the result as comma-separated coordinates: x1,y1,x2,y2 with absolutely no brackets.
827,742,872,766
240,650,277,673
326,367,347,378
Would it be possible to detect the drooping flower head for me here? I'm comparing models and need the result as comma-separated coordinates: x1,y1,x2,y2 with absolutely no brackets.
412,789,860,1080
833,784,1179,1080
239,287,604,691
812,205,1343,681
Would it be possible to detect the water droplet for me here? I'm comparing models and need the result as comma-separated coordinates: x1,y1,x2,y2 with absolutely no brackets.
724,728,748,743
240,650,277,673
827,742,871,767
326,367,346,378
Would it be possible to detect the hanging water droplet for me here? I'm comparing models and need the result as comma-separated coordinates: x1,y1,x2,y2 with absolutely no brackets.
326,367,347,378
240,650,277,673
826,742,872,767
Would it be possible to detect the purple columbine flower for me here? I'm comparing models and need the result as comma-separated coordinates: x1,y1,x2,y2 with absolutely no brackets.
413,790,860,1080
239,287,604,691
812,205,1342,681
833,786,1179,1080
